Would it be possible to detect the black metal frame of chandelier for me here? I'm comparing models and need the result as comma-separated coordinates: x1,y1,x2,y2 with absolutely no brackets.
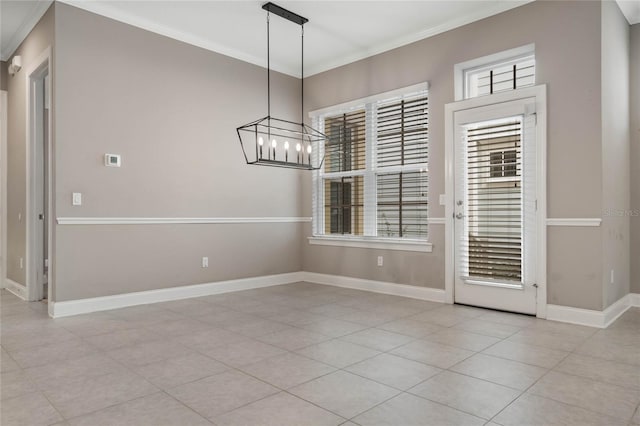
236,116,326,170
261,2,308,25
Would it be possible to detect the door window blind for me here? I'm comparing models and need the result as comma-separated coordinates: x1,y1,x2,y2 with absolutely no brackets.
462,118,522,282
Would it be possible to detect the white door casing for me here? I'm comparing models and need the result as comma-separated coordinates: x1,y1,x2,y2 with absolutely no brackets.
444,85,547,318
25,46,52,303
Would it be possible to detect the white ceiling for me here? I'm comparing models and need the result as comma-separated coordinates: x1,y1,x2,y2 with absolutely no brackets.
2,1,639,75
617,0,640,24
1,0,53,60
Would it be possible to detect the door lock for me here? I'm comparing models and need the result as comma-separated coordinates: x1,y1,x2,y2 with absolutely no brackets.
38,213,44,220
455,213,464,220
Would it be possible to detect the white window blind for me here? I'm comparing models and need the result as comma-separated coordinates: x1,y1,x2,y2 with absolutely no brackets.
460,117,523,282
311,84,429,240
376,96,429,238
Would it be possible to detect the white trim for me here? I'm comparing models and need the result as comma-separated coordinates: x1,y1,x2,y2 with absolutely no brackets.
5,279,27,300
25,47,52,302
309,83,429,118
0,1,53,60
444,85,547,314
427,217,445,225
454,44,536,101
56,217,312,225
546,293,638,328
51,272,305,318
546,218,602,227
308,236,433,253
302,272,446,303
0,91,7,290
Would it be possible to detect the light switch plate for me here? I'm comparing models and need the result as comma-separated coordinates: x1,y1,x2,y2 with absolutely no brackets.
72,192,82,206
439,194,446,206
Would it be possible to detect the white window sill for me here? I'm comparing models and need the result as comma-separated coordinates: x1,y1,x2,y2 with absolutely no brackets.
308,236,433,252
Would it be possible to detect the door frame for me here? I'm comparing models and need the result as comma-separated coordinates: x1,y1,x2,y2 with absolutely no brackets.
444,85,547,318
1,90,7,291
25,46,53,303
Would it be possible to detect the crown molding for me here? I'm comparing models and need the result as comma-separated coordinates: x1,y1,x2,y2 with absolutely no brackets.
1,0,53,61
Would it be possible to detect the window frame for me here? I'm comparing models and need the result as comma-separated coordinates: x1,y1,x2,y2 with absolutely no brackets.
309,83,432,253
454,44,535,101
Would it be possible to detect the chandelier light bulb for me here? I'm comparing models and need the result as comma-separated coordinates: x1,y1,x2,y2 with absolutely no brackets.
296,143,301,152
271,139,277,148
284,141,289,150
307,145,312,154
258,137,264,146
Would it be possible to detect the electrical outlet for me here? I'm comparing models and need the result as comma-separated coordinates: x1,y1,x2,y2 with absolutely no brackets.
377,256,383,267
19,257,23,269
202,257,209,268
610,269,614,284
72,192,82,206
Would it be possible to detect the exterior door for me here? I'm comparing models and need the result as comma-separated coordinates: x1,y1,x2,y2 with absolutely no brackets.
453,98,537,314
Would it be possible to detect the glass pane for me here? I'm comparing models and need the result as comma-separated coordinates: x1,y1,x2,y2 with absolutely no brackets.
324,176,364,235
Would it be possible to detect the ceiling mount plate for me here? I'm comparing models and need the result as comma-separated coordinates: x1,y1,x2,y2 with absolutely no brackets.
261,2,308,25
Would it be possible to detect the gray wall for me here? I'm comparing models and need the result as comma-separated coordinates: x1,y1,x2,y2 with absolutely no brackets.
303,0,605,310
6,5,55,285
601,0,630,308
53,3,304,301
0,60,7,91
631,24,640,294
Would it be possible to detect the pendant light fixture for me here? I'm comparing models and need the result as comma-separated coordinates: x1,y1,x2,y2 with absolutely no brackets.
236,2,326,170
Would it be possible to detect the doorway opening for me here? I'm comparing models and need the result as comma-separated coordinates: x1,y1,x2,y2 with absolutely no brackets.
26,48,52,306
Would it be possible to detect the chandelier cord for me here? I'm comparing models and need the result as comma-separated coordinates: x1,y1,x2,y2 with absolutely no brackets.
267,12,271,119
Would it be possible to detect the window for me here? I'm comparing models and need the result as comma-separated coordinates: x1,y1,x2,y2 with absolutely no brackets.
454,44,535,101
310,83,429,247
490,150,518,178
465,56,535,98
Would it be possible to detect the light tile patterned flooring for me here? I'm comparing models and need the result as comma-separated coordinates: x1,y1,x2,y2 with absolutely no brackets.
1,283,639,426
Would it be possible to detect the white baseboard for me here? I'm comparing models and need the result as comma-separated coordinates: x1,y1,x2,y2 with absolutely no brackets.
6,279,27,299
5,279,27,300
46,267,638,325
301,272,446,303
50,271,446,318
546,293,638,328
50,272,305,318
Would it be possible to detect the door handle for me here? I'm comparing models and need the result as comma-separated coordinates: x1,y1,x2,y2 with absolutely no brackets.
455,213,464,220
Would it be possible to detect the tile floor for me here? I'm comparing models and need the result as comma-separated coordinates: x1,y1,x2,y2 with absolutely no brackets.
1,283,639,426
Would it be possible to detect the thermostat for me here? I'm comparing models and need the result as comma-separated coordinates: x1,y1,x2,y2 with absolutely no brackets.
105,154,121,167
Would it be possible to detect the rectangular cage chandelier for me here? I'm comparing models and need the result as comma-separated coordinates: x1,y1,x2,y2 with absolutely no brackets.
236,2,326,170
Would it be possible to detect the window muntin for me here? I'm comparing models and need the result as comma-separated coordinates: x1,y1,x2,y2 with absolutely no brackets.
313,86,429,240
